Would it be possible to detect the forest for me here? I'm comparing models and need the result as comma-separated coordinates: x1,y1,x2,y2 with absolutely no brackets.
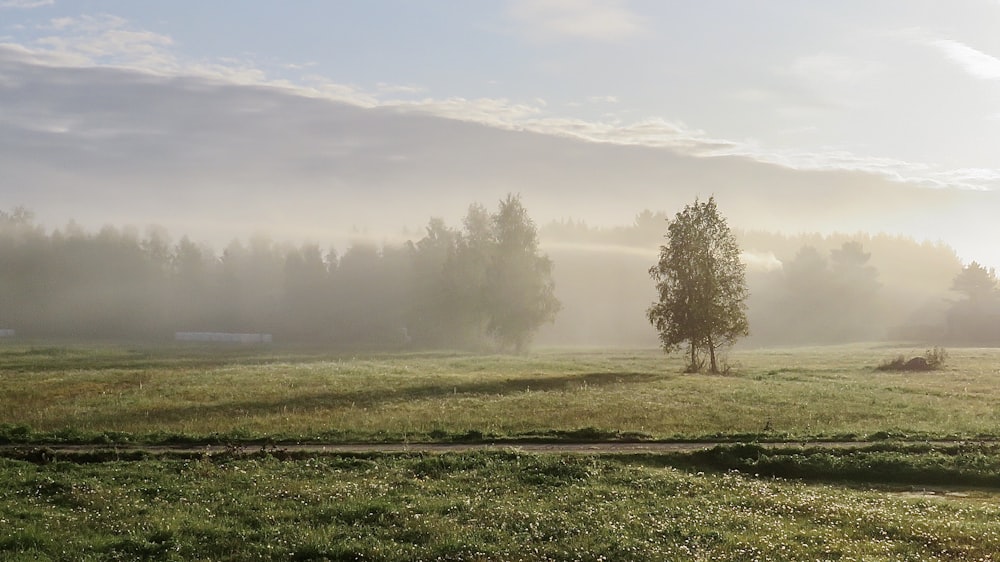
1,204,996,349
0,199,559,351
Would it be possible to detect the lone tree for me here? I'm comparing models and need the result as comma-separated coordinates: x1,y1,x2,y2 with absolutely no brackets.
647,197,749,373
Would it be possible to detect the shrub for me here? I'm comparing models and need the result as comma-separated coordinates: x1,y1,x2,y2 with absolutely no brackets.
926,346,949,369
876,347,948,372
876,355,908,372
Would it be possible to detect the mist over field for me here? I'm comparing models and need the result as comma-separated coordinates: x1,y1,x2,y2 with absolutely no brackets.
9,6,1000,560
1,204,987,349
3,60,996,265
3,2,1000,349
2,53,996,348
536,224,967,348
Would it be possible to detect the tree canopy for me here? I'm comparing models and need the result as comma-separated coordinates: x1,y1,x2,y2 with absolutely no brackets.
0,196,559,351
647,197,749,372
947,261,1000,343
483,194,561,352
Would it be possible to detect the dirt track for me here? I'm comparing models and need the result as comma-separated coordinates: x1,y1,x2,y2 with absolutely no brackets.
0,439,977,457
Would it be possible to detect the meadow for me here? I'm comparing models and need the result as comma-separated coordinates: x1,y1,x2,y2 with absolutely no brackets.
3,342,1000,560
2,343,1000,443
4,449,1000,561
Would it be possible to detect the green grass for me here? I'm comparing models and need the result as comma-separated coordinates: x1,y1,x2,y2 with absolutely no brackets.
2,343,1000,444
4,342,1000,560
2,449,999,561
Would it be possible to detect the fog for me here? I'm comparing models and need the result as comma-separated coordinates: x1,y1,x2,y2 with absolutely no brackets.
3,43,1000,270
536,221,968,348
4,42,1000,349
4,203,993,350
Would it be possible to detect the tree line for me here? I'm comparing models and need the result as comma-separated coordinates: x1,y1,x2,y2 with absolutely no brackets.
0,196,559,350
541,209,996,348
645,197,1000,371
3,197,997,351
947,261,1000,345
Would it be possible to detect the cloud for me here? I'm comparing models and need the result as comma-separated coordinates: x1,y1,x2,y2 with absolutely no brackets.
928,167,1000,189
0,41,984,244
0,0,53,9
716,143,1000,192
3,12,1000,263
527,116,735,153
16,15,176,70
283,61,317,71
375,82,426,96
7,44,1000,280
507,0,644,42
930,39,1000,80
8,13,994,195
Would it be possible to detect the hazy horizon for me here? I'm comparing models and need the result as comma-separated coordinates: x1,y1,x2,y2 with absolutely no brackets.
3,1,1000,268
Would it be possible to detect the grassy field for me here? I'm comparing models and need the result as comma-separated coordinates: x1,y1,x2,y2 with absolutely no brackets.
4,448,1000,561
4,342,1000,560
2,343,1000,443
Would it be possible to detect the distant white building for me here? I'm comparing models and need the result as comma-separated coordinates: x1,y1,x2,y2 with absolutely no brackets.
175,332,272,344
0,329,14,338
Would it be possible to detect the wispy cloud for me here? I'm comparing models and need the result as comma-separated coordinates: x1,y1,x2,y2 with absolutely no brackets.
0,0,53,9
528,116,734,153
25,15,175,70
5,12,999,208
929,167,1000,189
1,38,994,256
507,0,644,42
388,96,545,125
282,61,317,71
719,145,1000,192
930,39,1000,80
376,82,426,96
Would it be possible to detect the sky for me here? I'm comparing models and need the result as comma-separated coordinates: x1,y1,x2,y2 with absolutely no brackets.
2,1,1000,265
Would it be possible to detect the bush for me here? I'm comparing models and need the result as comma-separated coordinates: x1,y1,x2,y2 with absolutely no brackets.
876,347,948,372
925,346,949,369
876,355,908,371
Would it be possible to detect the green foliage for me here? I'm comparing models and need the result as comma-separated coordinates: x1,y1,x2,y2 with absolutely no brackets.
681,442,1000,487
648,197,749,372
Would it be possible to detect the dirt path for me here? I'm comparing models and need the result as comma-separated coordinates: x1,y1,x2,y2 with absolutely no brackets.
0,439,981,457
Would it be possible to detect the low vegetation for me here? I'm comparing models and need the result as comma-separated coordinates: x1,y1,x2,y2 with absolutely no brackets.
3,448,1000,561
4,342,1000,559
877,346,949,372
1,343,998,444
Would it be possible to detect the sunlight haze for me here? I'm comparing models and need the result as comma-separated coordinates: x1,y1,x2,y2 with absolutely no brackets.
2,0,999,265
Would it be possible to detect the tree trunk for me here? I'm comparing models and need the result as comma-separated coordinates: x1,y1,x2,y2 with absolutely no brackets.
708,336,718,373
